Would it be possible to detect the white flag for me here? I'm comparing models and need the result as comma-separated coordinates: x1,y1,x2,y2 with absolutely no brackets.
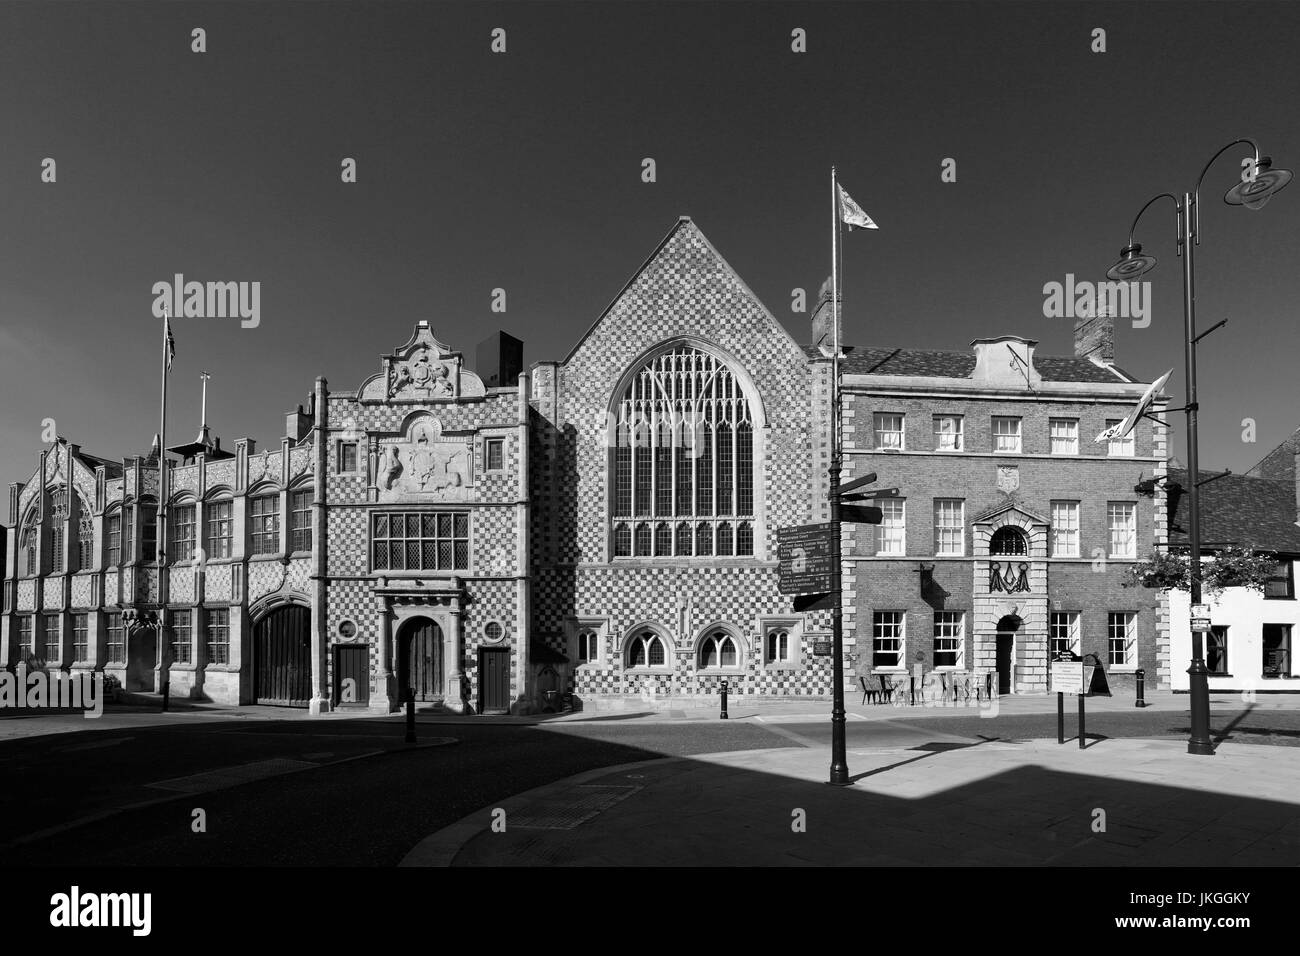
838,183,878,230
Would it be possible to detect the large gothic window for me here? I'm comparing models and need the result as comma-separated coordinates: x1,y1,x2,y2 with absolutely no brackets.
611,346,755,557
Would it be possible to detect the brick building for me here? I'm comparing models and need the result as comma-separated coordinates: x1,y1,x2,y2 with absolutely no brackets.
0,217,1172,712
819,302,1171,693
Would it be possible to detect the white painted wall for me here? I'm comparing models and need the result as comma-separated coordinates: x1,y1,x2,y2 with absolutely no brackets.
1168,558,1300,691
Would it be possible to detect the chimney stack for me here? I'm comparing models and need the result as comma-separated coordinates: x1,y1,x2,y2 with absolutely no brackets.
286,404,312,442
1073,313,1115,364
477,331,524,388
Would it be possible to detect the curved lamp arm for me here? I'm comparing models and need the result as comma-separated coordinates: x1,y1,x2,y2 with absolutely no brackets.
1193,137,1260,243
1126,191,1181,251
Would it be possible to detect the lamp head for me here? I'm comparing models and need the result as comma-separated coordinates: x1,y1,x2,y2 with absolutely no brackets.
1106,243,1157,281
1224,156,1293,208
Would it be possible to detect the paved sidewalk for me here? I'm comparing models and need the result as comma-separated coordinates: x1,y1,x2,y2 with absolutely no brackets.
402,736,1300,866
1,689,1293,741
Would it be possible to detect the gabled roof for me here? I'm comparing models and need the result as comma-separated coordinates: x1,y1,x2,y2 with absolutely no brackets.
1166,468,1300,555
804,345,1133,384
562,217,806,366
970,499,1051,526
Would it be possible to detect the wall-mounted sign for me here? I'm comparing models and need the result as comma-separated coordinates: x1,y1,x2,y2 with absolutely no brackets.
813,641,833,657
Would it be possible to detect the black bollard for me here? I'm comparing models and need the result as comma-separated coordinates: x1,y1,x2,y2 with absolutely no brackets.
405,689,416,744
719,679,729,720
1057,691,1064,745
161,678,170,713
1135,668,1147,708
1078,692,1086,749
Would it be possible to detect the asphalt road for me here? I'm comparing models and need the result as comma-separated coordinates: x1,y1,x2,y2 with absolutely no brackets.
2,705,1294,866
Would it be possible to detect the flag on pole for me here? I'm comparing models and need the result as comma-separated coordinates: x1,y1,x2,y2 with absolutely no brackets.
837,183,878,230
164,312,176,372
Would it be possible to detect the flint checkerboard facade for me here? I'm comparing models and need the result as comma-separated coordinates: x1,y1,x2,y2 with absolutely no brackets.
1,217,1172,712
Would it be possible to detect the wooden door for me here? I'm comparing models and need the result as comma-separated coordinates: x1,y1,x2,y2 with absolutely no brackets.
334,644,370,707
399,619,442,702
479,647,510,714
256,606,311,706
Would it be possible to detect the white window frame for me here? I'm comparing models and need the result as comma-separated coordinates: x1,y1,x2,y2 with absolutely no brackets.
933,415,964,451
933,611,964,669
933,499,964,556
992,416,1022,453
1050,501,1080,558
1107,501,1137,559
1106,419,1135,457
1049,418,1079,455
874,413,905,451
872,611,906,670
1050,611,1081,658
1107,611,1137,670
876,498,906,556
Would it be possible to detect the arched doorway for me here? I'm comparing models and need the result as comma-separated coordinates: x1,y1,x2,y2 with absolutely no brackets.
126,624,157,693
254,605,312,706
995,614,1021,695
397,617,443,703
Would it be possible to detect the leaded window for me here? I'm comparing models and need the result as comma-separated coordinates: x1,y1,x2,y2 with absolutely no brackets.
371,512,469,571
626,631,667,668
105,613,125,664
250,494,280,555
207,500,233,559
290,490,313,553
698,630,739,669
611,346,755,557
172,504,196,563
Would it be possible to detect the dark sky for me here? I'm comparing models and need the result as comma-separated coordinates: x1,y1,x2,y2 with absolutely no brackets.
3,1,1299,500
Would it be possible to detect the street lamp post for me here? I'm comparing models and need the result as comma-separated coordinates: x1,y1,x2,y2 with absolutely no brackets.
1107,139,1292,756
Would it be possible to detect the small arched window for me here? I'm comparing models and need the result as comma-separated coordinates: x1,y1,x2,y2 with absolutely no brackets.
577,629,599,663
626,631,667,668
698,631,739,669
990,526,1028,556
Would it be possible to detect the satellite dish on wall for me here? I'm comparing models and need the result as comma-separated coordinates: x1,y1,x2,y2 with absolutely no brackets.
1095,369,1173,443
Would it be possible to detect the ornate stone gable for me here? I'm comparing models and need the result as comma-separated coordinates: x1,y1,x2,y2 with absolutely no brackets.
357,320,486,404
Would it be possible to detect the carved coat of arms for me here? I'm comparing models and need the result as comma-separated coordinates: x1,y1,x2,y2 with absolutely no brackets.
996,465,1019,494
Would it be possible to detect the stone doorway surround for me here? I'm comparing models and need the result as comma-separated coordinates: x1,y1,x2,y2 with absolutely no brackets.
372,576,466,714
972,501,1050,693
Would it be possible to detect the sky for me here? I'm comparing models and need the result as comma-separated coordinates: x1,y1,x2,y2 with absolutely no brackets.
2,0,1299,506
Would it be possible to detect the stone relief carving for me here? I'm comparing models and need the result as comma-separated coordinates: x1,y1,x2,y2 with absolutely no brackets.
377,417,472,502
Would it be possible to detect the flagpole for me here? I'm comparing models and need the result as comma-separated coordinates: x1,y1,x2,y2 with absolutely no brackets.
158,307,170,709
828,165,849,786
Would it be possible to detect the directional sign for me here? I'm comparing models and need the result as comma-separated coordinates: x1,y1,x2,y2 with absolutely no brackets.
836,472,878,496
841,505,883,524
777,523,837,595
793,592,836,613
